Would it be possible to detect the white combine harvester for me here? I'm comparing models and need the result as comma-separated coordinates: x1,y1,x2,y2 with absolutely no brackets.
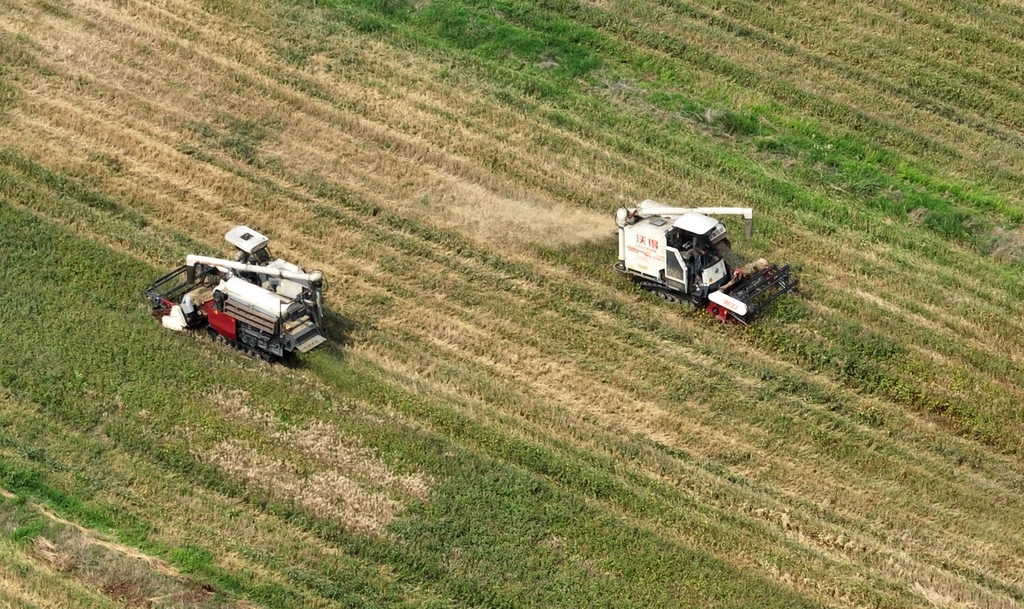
145,226,327,360
615,199,797,323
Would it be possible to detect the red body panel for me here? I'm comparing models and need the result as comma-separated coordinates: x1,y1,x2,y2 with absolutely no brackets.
706,301,739,324
203,299,237,341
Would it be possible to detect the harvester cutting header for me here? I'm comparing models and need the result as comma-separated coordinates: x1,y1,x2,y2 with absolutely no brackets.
145,226,327,360
615,199,797,323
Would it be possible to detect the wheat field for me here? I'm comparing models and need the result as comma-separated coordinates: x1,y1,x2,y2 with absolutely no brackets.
1,0,1023,607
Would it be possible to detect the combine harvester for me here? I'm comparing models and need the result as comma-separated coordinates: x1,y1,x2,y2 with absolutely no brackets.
145,226,327,360
615,199,797,323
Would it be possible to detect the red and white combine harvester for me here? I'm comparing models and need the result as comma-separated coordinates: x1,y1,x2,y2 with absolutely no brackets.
145,226,327,360
615,199,797,323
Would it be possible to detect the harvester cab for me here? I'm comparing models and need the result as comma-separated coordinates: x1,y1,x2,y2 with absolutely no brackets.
145,226,327,360
615,199,797,323
226,225,272,265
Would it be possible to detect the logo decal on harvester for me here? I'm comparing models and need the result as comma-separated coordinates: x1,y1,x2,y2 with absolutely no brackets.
634,234,659,250
628,234,659,256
